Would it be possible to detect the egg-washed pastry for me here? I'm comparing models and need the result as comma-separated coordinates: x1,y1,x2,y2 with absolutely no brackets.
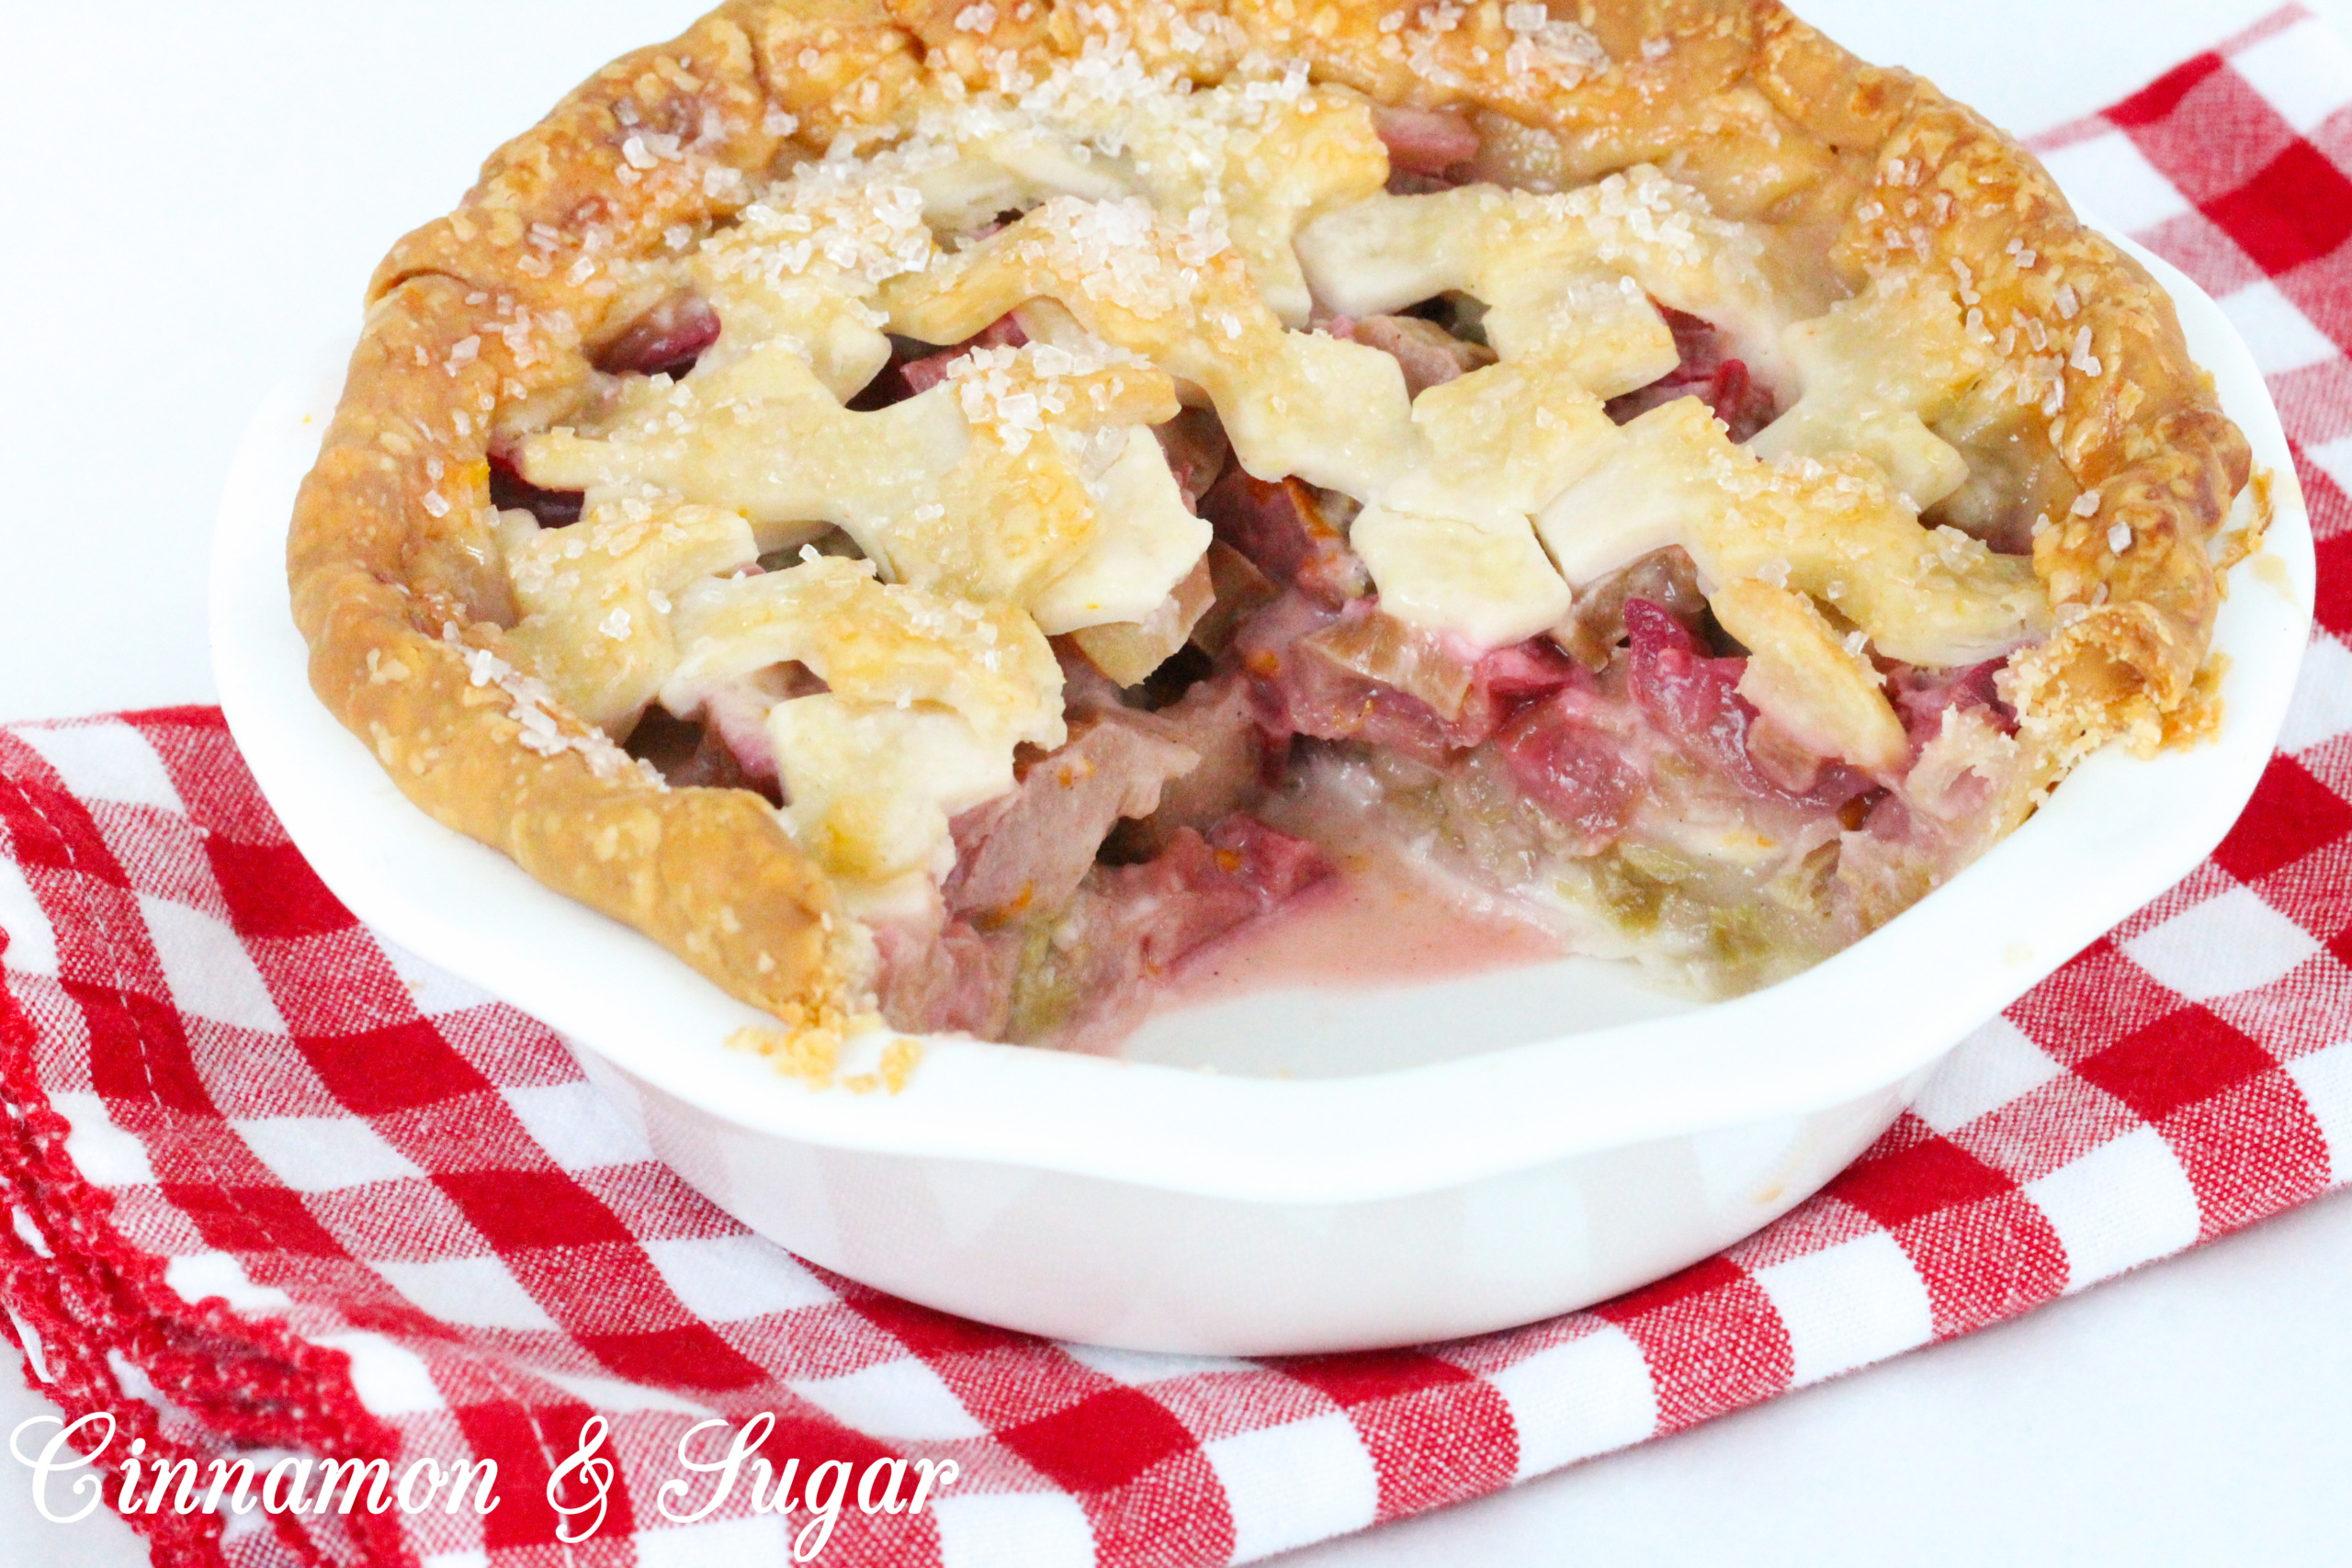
290,0,2255,1057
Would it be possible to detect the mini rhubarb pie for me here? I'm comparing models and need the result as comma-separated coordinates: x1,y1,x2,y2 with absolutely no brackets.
292,0,2255,1058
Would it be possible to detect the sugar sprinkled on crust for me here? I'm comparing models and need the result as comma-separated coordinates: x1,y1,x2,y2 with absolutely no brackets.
439,621,669,788
300,0,2249,1055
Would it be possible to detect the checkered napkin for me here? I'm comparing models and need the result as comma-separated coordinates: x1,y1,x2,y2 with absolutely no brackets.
6,9,2352,1566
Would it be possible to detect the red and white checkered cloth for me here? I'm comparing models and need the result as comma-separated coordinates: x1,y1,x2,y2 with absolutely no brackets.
5,10,2351,1566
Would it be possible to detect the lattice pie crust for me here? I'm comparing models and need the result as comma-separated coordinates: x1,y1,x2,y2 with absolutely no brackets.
290,0,2252,1058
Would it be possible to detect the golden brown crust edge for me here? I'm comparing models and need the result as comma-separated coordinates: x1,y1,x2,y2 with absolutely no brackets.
292,247,853,1036
1777,27,2252,767
1199,0,2251,766
293,0,2248,1031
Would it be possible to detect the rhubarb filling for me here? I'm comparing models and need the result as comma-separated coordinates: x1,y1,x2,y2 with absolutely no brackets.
491,62,2057,1052
579,288,2029,1049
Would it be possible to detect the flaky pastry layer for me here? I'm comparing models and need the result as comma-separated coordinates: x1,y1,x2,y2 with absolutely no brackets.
295,0,2250,1034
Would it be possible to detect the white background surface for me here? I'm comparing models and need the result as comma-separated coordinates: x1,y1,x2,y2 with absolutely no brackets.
2,2,2347,1564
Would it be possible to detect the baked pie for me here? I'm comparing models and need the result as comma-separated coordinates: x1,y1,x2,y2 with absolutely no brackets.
291,0,2256,1064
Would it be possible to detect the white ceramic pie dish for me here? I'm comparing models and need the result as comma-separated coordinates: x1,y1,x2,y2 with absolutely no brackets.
213,226,2313,1355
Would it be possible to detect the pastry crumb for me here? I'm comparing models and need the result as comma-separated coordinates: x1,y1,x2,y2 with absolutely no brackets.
728,1022,840,1088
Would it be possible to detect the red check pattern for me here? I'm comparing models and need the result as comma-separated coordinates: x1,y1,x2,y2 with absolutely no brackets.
4,10,2350,1565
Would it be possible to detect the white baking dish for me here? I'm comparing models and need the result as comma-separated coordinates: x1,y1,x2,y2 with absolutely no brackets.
212,227,2314,1355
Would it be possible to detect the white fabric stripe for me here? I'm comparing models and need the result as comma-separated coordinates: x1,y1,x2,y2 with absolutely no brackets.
2233,15,2352,133
2038,131,2193,231
49,1091,154,1187
135,893,287,1033
2277,632,2352,756
641,1235,837,1321
1059,1342,1259,1385
232,1114,425,1191
164,1253,293,1314
2303,432,2352,499
0,851,58,977
1914,1016,2064,1134
2217,278,2344,376
1486,1325,1658,1480
379,934,499,1015
311,1332,447,1416
2121,886,2322,1000
500,1081,656,1170
16,723,186,814
1204,1410,1379,1562
1754,1232,1938,1387
378,1257,562,1332
2287,1041,2352,1180
932,1493,1096,1568
2025,1126,2205,1292
632,1517,791,1566
537,1367,713,1416
786,1359,988,1440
